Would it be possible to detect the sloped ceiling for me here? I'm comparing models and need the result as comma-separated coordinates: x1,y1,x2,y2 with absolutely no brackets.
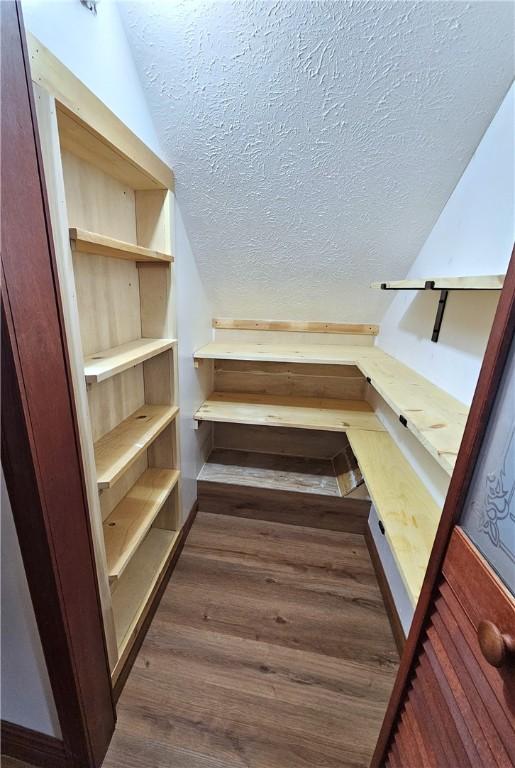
120,0,513,322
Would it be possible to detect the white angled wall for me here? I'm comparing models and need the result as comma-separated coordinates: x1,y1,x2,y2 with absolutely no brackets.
377,84,514,406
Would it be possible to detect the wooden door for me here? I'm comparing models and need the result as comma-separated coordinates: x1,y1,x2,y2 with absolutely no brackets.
372,253,515,767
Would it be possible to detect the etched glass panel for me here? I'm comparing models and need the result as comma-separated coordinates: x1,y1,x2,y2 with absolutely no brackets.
460,336,514,595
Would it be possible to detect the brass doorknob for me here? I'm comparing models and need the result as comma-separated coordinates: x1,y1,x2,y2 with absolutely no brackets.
477,620,515,668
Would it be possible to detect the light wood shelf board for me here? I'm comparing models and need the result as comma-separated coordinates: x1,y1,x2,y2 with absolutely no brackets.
194,343,468,475
195,392,384,433
371,275,504,291
194,342,378,366
84,338,176,383
111,527,180,657
69,227,173,264
104,468,180,580
213,319,379,335
347,429,441,604
94,404,179,489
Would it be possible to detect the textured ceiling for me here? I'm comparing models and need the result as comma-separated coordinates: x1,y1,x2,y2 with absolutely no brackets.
120,0,513,322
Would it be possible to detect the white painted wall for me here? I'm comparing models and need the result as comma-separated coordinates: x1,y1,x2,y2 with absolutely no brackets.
377,84,514,405
1,469,61,737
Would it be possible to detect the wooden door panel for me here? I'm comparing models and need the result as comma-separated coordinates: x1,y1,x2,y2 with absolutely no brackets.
385,528,515,767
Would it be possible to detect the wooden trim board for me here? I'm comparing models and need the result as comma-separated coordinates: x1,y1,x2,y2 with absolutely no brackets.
94,404,179,489
1,721,67,768
26,33,174,190
84,338,176,383
104,468,180,580
365,528,406,656
372,275,505,291
195,392,384,433
70,228,173,264
213,318,379,335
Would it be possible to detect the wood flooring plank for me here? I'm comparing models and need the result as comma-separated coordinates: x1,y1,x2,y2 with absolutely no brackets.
103,511,398,767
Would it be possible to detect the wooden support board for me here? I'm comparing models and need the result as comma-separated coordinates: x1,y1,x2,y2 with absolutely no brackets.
111,527,180,658
213,318,379,335
371,275,504,290
195,392,384,433
70,227,173,263
94,404,179,489
347,429,441,604
84,338,176,383
194,343,468,475
104,468,180,580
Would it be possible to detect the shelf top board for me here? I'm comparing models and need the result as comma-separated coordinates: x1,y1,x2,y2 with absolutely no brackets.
195,392,385,433
371,275,505,291
84,338,176,384
347,429,441,604
193,342,468,475
70,227,173,264
104,467,180,580
94,404,179,489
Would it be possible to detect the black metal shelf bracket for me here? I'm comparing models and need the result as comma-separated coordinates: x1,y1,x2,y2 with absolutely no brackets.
427,280,449,343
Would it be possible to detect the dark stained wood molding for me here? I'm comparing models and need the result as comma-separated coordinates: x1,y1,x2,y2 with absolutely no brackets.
1,3,115,766
365,526,405,657
113,500,200,702
371,246,515,766
1,720,68,768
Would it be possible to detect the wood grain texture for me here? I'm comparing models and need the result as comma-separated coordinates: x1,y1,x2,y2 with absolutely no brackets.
195,392,384,432
27,32,174,190
102,511,398,768
213,318,379,334
347,429,441,604
94,404,178,489
194,343,469,474
84,338,176,383
198,480,370,534
70,227,173,263
372,275,505,290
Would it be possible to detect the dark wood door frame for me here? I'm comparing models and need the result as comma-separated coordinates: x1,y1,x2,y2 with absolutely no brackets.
1,3,115,766
371,248,515,765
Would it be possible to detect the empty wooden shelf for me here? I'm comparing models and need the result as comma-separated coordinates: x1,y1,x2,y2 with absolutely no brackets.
104,468,180,580
84,338,176,383
194,342,468,475
69,227,173,263
95,405,179,489
111,527,180,657
371,275,504,290
347,429,441,604
195,392,384,432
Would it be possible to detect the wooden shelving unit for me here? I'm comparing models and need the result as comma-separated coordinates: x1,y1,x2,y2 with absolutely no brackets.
194,342,468,475
195,392,384,432
94,405,179,489
34,43,182,681
104,468,180,580
84,338,176,383
69,227,173,263
347,429,441,604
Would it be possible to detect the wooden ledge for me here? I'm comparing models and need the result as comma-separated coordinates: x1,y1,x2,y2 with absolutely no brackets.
213,318,379,335
372,275,504,291
84,338,176,383
70,228,173,264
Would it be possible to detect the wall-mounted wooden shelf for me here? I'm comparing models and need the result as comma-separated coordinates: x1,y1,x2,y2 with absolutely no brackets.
104,468,180,581
212,318,379,335
69,227,173,264
193,343,468,475
371,275,505,291
195,392,384,433
94,404,179,489
347,429,441,604
371,275,505,342
84,338,176,384
111,527,180,657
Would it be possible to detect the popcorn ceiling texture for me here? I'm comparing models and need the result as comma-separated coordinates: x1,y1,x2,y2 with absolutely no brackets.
120,1,513,322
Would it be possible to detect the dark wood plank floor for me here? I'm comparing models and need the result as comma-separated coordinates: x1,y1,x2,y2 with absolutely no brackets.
102,511,398,768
